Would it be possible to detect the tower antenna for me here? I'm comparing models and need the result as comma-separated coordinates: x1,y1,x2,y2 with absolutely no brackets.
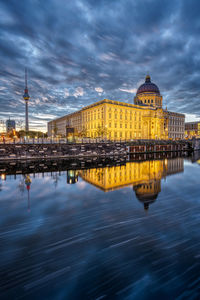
23,68,30,133
25,67,28,88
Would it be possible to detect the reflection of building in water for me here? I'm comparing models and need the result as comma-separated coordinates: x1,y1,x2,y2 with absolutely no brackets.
67,170,78,184
80,160,167,192
80,158,184,210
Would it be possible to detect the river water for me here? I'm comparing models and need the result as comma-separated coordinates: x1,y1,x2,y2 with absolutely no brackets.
0,155,200,299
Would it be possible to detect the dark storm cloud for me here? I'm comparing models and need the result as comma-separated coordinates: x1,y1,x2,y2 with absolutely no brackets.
0,0,200,130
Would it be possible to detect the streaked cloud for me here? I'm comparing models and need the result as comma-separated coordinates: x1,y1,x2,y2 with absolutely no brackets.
0,0,200,131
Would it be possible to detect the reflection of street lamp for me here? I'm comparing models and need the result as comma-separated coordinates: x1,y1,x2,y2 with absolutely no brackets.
1,174,6,180
25,175,31,212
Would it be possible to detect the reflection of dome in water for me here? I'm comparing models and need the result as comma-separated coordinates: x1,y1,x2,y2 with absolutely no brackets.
133,180,161,210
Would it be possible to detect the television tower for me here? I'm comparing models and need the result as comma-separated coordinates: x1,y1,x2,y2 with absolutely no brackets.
23,68,30,133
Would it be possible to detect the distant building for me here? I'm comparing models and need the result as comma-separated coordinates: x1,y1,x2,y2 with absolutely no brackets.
165,111,185,139
48,75,185,140
185,122,200,138
6,119,16,133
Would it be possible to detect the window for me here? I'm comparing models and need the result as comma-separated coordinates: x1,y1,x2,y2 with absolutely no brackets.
109,113,111,118
120,124,122,128
109,123,111,127
115,123,117,128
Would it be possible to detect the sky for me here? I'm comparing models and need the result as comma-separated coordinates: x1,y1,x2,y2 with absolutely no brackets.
0,0,200,132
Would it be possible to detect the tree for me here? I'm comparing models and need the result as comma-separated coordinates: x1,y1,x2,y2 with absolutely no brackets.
80,127,88,138
95,125,108,139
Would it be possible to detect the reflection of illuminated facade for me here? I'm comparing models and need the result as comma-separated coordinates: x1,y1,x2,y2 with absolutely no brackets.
80,158,184,209
48,75,185,140
80,160,167,192
67,170,78,184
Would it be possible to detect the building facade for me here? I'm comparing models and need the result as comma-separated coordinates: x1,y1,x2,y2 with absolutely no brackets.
185,122,200,138
6,119,16,133
48,75,185,140
165,111,185,139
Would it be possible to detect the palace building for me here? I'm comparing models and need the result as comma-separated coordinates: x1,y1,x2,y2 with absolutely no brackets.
48,75,185,140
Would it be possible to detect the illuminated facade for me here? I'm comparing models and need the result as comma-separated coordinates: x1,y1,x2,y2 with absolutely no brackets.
185,122,200,138
48,75,185,140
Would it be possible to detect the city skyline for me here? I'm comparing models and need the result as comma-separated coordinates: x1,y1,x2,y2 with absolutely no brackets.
0,0,200,132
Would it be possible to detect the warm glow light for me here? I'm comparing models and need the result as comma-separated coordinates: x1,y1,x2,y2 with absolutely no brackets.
1,174,6,180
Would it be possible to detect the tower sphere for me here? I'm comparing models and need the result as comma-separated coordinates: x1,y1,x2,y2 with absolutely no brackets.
23,89,30,101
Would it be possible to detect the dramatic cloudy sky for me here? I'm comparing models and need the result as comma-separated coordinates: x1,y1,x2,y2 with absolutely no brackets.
0,0,200,131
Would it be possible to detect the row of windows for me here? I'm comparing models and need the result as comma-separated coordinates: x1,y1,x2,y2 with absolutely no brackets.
169,120,184,125
169,127,184,132
108,113,141,121
83,113,104,121
108,107,141,113
144,99,154,104
109,123,141,129
89,131,142,138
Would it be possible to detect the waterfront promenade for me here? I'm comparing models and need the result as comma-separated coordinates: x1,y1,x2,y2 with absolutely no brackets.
0,138,199,161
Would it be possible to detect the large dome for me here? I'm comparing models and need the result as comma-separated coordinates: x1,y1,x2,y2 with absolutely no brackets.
137,75,160,95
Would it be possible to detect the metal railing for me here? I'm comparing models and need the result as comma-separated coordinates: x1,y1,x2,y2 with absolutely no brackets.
0,137,192,145
0,137,125,145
